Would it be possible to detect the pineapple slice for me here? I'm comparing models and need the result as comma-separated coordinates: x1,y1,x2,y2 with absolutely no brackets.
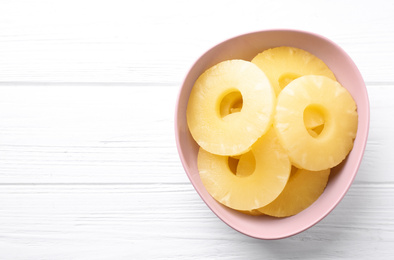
251,47,336,96
187,59,275,156
274,75,358,171
198,128,291,211
258,167,330,217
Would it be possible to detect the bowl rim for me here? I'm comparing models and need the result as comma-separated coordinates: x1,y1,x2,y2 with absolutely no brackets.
174,28,370,240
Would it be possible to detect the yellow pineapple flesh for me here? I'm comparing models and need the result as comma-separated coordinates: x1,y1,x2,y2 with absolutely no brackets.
251,46,336,96
274,75,358,171
187,59,275,156
197,128,291,211
238,209,264,216
258,167,330,217
187,48,358,218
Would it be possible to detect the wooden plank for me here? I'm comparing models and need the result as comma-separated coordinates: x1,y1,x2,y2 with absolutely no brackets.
0,84,187,183
0,0,393,83
0,183,393,259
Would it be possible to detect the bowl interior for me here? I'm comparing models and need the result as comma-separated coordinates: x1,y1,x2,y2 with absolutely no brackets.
175,29,369,239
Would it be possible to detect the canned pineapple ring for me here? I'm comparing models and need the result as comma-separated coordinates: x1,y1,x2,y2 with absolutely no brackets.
186,59,275,156
274,75,358,171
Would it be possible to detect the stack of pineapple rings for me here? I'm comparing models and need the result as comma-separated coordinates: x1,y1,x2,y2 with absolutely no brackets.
186,47,358,217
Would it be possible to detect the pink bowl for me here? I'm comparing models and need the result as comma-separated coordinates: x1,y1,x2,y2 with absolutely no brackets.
174,29,370,239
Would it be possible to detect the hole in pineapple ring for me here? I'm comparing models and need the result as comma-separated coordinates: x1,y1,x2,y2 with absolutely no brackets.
219,90,243,118
228,156,240,175
303,104,326,138
227,151,256,177
278,72,301,90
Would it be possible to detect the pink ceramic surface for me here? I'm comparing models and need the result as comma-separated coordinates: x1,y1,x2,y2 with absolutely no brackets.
174,29,370,239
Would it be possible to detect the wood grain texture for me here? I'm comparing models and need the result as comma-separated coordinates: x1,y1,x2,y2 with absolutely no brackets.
0,0,393,84
0,0,393,259
0,183,393,259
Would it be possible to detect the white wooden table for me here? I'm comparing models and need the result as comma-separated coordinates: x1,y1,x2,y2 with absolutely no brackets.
1,1,393,259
